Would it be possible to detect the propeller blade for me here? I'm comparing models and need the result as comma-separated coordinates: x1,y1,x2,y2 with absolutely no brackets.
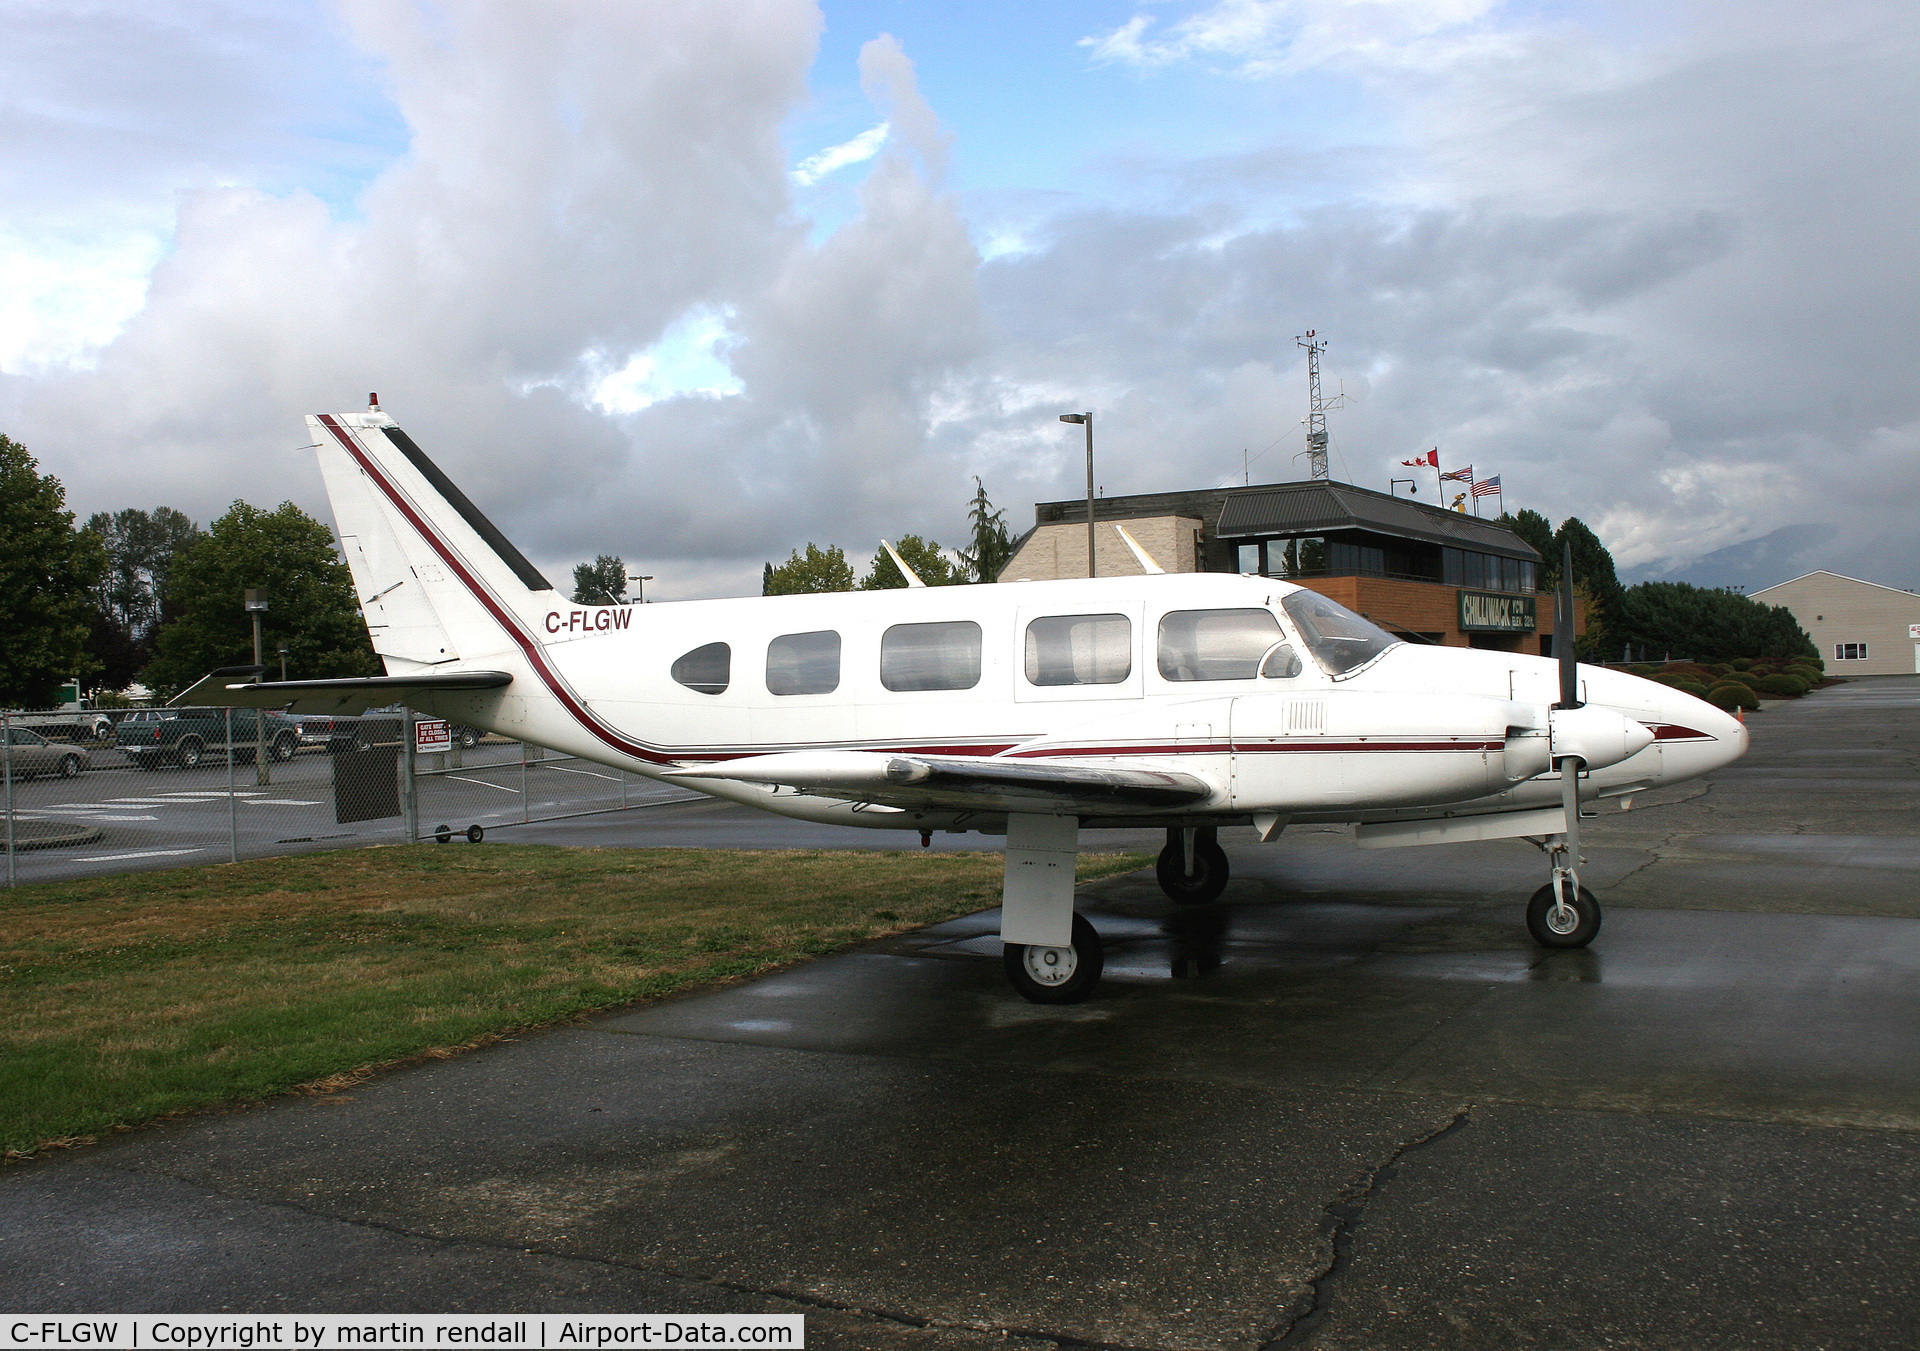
1556,538,1581,709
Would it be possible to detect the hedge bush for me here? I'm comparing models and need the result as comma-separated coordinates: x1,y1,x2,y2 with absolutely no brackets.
1755,673,1810,697
1709,684,1759,711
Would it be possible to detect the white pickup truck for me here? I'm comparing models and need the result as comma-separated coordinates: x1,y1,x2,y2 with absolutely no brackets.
10,698,117,741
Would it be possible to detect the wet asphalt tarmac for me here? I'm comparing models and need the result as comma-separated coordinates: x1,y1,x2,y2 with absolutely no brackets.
4,678,1918,1348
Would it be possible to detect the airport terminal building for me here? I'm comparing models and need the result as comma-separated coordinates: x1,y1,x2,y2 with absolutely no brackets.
1005,479,1579,654
1749,571,1920,676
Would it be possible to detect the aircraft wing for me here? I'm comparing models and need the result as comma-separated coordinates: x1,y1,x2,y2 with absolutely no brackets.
664,750,1215,815
170,666,513,715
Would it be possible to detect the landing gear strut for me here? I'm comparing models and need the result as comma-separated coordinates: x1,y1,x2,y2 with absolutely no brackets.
1156,826,1229,904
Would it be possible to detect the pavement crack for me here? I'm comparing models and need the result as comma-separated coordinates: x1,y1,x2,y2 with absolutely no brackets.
1260,1105,1472,1350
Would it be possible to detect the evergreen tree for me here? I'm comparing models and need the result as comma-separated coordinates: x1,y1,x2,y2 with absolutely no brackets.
0,435,107,705
764,543,855,594
761,561,774,596
1615,583,1817,664
957,478,1015,583
82,506,203,691
1552,517,1625,658
861,535,965,589
570,555,629,605
1499,509,1557,587
142,501,380,699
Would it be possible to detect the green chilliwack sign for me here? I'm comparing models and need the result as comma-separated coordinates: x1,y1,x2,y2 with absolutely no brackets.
1458,591,1538,632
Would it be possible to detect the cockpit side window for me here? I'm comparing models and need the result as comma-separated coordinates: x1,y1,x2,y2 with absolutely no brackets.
1280,591,1400,676
671,642,731,695
1156,608,1283,681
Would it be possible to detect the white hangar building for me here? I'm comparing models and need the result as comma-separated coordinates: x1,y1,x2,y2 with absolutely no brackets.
1749,571,1920,676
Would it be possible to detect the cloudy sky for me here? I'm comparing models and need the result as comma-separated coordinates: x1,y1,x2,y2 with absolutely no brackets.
3,0,1915,597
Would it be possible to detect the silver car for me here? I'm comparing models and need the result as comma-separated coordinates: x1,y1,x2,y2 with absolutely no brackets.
3,727,90,779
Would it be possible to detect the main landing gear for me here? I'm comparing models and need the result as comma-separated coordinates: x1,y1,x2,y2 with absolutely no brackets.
1003,913,1105,1004
1156,826,1229,904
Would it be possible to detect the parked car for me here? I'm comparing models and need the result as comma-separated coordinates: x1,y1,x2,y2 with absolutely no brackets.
115,707,304,769
2,727,90,779
11,699,116,741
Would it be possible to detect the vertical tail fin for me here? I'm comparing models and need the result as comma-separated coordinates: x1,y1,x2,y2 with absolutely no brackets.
311,411,556,671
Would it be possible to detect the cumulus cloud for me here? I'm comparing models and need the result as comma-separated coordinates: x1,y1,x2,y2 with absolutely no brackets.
2,0,1915,602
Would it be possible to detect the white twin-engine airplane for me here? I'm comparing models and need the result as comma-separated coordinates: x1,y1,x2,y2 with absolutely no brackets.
188,405,1748,1003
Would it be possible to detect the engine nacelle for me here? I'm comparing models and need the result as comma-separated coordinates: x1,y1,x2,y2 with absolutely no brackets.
1549,704,1655,770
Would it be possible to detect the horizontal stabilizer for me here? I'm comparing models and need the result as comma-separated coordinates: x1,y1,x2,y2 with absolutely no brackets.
171,668,512,716
664,750,1215,815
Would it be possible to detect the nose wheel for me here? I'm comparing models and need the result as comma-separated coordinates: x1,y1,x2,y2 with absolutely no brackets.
1156,826,1229,904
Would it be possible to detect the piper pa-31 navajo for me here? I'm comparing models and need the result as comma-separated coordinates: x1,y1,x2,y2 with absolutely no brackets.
185,403,1748,1003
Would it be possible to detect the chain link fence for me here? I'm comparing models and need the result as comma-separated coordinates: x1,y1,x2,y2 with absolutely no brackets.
2,707,693,887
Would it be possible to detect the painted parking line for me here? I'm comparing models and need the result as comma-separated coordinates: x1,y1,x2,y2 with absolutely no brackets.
444,775,522,794
74,847,209,862
243,799,323,806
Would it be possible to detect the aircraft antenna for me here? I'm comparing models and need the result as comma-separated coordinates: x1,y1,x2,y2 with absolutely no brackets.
1295,330,1344,480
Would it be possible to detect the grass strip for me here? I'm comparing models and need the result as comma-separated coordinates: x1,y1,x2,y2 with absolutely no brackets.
1,843,1147,1158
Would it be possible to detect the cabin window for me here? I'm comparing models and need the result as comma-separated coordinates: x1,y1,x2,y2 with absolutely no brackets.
670,642,731,695
1025,614,1131,686
1260,644,1304,679
881,621,982,692
1280,591,1400,676
1157,608,1283,681
766,630,841,695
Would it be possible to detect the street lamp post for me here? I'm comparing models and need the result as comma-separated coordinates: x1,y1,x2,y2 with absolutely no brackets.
1059,412,1094,577
244,588,269,785
634,575,654,604
276,645,289,681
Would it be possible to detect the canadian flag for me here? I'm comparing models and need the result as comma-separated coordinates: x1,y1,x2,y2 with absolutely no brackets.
1400,449,1439,468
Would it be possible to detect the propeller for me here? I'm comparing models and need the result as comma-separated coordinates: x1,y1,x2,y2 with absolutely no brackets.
1548,539,1584,926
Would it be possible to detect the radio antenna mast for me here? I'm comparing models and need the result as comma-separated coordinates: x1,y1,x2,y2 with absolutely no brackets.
1295,330,1342,480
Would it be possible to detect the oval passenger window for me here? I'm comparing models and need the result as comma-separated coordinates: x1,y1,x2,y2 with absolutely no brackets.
671,642,731,695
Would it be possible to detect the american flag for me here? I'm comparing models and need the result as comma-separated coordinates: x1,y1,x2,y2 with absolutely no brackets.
1439,466,1474,482
1471,475,1502,497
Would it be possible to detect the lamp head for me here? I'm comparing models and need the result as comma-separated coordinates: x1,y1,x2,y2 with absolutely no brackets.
244,588,269,613
1059,413,1087,424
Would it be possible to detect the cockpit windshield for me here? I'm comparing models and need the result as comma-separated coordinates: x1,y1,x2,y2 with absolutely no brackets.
1279,591,1402,676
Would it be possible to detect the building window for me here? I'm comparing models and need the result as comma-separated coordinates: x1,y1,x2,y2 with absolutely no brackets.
1237,544,1261,574
766,630,840,695
881,621,982,692
671,642,730,695
1157,608,1283,681
1025,614,1132,686
1835,642,1870,661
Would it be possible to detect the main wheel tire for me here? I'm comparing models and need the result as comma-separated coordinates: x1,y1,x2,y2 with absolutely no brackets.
1527,882,1602,948
271,733,298,762
58,754,81,779
175,737,203,769
1003,913,1104,1004
1156,839,1230,904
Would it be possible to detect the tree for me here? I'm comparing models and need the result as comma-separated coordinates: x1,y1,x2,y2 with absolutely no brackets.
957,478,1015,583
861,535,965,589
764,543,855,595
571,555,629,605
1615,582,1817,664
82,506,203,691
1499,509,1556,586
0,434,107,706
142,500,380,699
1553,517,1625,658
761,562,774,596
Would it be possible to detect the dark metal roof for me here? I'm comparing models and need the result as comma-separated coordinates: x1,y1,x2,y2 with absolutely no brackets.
1214,481,1540,560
